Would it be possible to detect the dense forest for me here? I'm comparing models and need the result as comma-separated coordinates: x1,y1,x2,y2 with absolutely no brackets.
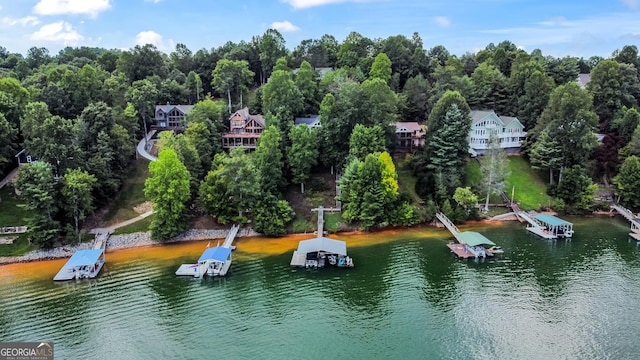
2,29,640,247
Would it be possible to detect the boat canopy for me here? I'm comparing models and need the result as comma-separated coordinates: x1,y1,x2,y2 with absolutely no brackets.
458,231,496,247
65,249,104,268
297,237,347,256
534,214,572,226
198,246,231,263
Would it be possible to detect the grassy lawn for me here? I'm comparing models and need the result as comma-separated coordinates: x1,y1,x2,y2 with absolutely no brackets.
395,156,422,205
504,156,551,211
0,186,30,227
103,158,151,226
112,215,153,235
0,235,37,257
324,212,342,233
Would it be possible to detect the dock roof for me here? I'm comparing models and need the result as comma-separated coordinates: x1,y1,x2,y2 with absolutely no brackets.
458,232,496,247
297,237,347,256
198,246,231,263
65,249,104,267
534,214,572,226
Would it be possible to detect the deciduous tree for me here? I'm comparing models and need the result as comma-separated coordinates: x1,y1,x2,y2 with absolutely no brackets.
145,149,191,240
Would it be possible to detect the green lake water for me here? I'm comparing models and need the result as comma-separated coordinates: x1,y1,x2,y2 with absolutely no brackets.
1,216,639,359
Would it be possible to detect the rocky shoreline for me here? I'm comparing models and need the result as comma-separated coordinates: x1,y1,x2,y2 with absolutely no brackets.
0,228,259,265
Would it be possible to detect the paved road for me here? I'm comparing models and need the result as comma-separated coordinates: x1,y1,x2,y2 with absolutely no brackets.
136,130,157,162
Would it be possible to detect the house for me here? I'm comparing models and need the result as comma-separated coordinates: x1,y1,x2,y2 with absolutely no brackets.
154,103,194,131
15,149,37,167
295,115,321,128
576,73,591,89
468,110,526,155
222,107,265,149
394,122,426,152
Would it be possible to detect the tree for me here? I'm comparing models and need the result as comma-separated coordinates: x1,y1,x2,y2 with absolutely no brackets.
481,133,510,211
337,152,401,230
613,156,640,209
117,44,167,82
348,124,386,161
401,74,431,122
212,59,254,113
555,165,597,212
453,187,478,211
61,169,97,240
125,79,159,136
259,29,287,84
534,82,599,182
253,195,293,236
288,124,318,193
369,52,392,83
613,107,640,143
295,60,319,115
185,71,203,104
253,125,285,195
14,162,59,247
144,149,191,240
262,69,304,121
0,113,17,174
469,62,508,112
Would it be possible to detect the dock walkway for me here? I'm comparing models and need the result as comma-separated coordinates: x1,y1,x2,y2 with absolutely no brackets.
610,204,640,240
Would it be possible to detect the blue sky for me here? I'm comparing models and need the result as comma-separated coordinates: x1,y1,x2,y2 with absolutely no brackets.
1,0,639,58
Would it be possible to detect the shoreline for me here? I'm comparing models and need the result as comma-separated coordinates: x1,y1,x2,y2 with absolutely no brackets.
0,211,619,265
0,228,260,265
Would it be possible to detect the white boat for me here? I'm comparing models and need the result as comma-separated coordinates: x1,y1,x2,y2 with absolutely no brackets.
488,246,504,254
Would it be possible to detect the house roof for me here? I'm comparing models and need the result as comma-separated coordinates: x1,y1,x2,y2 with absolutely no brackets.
297,237,347,256
394,122,423,132
198,246,231,263
534,214,572,227
295,115,320,126
64,249,104,268
500,116,520,127
470,110,497,122
577,74,591,88
457,231,496,247
155,104,194,114
231,107,265,127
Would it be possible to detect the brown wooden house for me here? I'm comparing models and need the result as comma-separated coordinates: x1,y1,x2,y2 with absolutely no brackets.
222,107,265,149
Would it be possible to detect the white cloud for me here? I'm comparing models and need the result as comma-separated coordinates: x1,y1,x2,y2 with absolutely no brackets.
145,0,161,3
621,0,639,9
30,21,83,43
1,16,40,27
271,20,300,32
282,0,373,9
33,0,111,18
434,16,451,28
135,30,165,49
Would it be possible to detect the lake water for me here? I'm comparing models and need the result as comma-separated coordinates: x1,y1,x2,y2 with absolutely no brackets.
1,216,639,359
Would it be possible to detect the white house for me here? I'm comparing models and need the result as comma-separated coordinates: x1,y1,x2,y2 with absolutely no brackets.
468,110,526,155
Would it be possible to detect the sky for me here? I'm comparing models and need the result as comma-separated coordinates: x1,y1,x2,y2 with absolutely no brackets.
0,0,639,58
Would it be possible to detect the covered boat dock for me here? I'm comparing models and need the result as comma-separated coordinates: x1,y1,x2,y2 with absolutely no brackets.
290,237,354,268
53,249,105,281
446,231,496,259
176,245,232,277
527,214,574,239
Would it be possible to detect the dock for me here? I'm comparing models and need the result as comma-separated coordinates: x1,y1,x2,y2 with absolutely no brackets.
610,204,640,240
53,249,105,281
290,206,354,269
519,212,573,239
175,224,239,277
436,212,497,259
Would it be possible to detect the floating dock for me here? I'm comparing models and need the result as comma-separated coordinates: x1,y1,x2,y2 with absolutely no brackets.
175,225,238,277
519,212,573,239
53,249,105,281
